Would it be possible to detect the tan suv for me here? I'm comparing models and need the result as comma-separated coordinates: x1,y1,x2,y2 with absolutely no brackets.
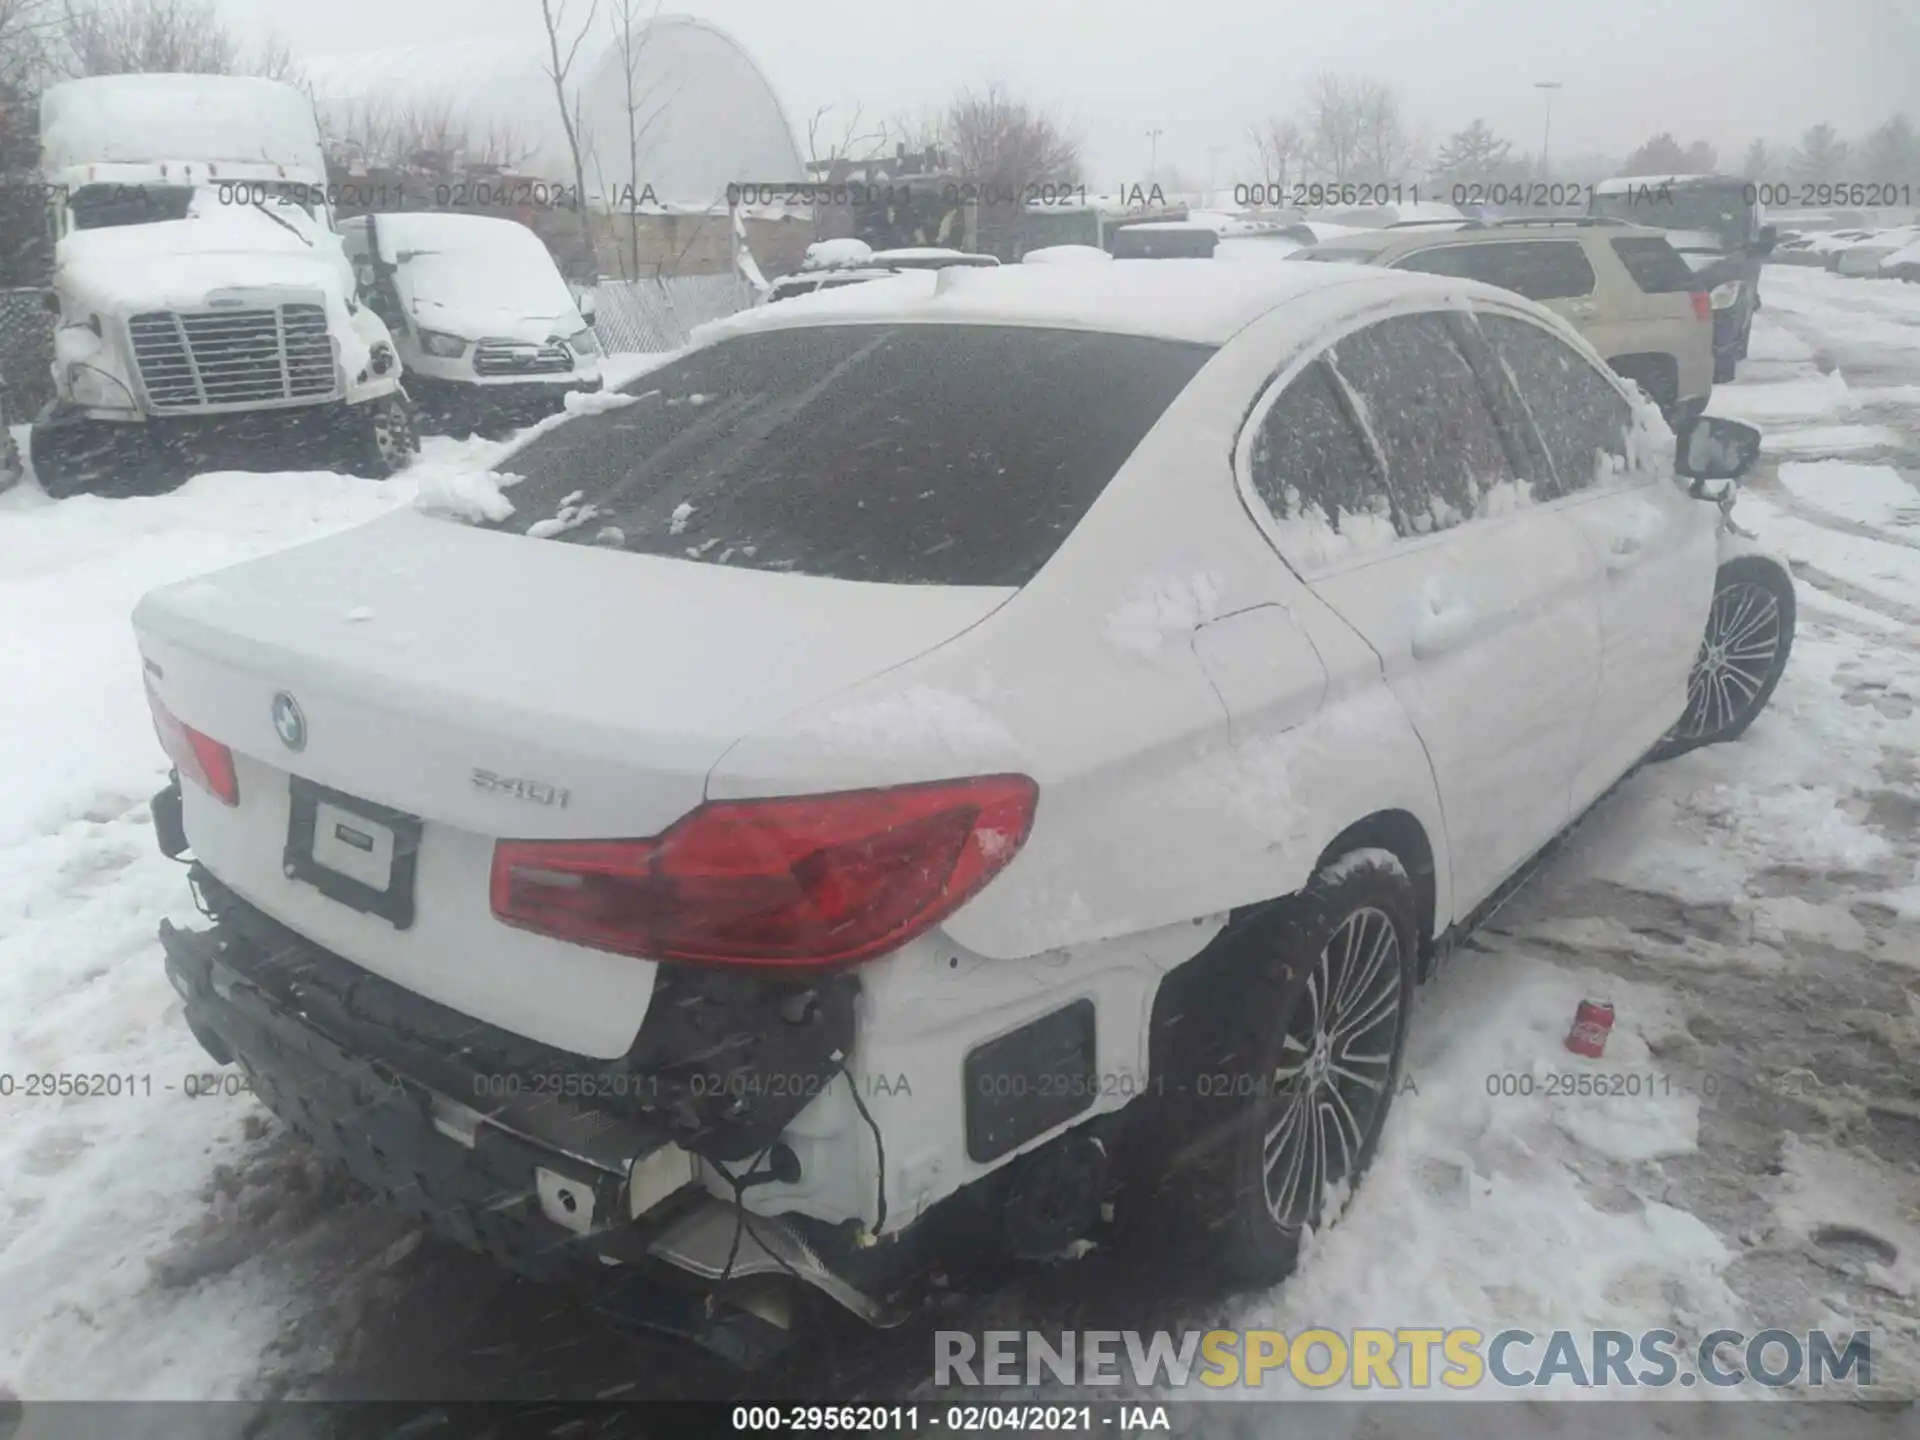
1291,218,1715,420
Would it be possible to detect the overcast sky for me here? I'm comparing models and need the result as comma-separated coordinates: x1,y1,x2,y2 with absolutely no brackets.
217,0,1915,188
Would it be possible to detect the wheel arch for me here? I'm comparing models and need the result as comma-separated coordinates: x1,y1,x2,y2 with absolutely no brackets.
1313,809,1439,977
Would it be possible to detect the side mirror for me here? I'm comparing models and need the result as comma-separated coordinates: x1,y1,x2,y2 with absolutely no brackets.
1675,415,1762,490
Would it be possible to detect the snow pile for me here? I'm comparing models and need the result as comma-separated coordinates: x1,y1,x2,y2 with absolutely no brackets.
1103,570,1229,658
412,462,518,523
1760,423,1901,456
525,488,601,539
1267,491,1398,569
801,237,873,271
0,465,424,1398
562,387,638,417
669,501,695,535
1776,461,1919,529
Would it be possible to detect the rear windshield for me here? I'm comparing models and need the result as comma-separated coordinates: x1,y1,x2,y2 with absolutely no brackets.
480,324,1215,586
1610,236,1697,293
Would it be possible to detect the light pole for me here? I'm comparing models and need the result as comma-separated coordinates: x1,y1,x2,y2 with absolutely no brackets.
1534,81,1562,180
1147,128,1164,188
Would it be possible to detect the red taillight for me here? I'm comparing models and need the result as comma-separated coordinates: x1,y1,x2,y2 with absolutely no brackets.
1689,290,1712,322
144,678,239,807
491,775,1039,970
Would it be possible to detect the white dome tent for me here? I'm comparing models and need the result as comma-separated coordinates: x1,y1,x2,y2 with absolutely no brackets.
301,16,806,210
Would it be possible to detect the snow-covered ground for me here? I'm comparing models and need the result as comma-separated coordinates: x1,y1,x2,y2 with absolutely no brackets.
1,290,1917,1422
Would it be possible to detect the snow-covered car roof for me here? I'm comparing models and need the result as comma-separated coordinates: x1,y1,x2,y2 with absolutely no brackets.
1881,238,1920,268
867,247,999,267
359,210,552,255
696,257,1507,347
1591,173,1740,194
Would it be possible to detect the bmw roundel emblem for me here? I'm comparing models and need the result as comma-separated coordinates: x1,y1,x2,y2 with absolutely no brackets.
271,692,307,752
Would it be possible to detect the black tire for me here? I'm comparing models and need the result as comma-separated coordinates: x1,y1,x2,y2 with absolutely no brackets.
349,394,418,478
1651,555,1795,761
28,417,150,499
1128,851,1417,1283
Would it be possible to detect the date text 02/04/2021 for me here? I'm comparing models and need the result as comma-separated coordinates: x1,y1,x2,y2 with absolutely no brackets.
729,1404,1168,1432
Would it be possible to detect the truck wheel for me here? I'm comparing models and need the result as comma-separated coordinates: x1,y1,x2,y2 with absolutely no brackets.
1129,850,1416,1284
28,417,146,499
1650,555,1796,761
353,395,418,478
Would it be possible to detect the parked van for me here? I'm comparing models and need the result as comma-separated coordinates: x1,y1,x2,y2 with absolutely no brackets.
337,213,602,437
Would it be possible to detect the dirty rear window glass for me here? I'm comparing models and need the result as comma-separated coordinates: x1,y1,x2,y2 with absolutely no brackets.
1610,236,1698,293
482,324,1215,586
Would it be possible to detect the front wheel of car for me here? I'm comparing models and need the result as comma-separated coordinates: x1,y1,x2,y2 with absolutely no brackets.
1131,850,1417,1283
1651,555,1796,761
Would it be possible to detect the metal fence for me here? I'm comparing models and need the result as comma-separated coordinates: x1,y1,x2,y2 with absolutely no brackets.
586,273,750,354
0,287,54,418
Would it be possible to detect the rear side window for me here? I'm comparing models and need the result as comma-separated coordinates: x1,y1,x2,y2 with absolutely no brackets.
1394,241,1596,301
478,325,1215,586
1248,362,1390,541
1610,237,1696,293
1328,313,1519,534
1476,314,1633,493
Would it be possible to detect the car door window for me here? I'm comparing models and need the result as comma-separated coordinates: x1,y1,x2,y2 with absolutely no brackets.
1475,314,1635,494
1395,241,1596,301
1326,313,1521,534
1246,360,1396,562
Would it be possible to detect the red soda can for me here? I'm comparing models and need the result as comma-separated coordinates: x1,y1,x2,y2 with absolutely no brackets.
1565,999,1614,1058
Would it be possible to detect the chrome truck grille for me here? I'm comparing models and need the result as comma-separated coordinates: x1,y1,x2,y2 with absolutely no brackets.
127,305,337,412
473,339,575,376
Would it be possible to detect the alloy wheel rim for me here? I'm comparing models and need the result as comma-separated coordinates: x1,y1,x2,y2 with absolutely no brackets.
1677,580,1781,740
1262,904,1403,1231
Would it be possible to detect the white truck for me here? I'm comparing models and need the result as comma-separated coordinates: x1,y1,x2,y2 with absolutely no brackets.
30,74,416,496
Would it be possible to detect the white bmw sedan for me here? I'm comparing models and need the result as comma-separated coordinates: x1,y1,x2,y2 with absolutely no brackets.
134,259,1792,1362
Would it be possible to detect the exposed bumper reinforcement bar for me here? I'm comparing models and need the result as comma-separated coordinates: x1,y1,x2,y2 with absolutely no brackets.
156,901,900,1355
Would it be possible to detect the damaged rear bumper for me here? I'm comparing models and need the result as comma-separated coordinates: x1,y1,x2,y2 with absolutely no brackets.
157,869,901,1364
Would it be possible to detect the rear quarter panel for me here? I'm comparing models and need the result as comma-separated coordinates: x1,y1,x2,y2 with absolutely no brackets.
707,288,1454,962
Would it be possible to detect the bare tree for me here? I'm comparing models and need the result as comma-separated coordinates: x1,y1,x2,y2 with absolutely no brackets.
1248,115,1307,192
1351,80,1418,182
60,0,295,78
1302,72,1367,182
62,0,231,73
537,0,600,265
803,101,887,176
604,0,683,279
943,83,1080,188
323,95,536,179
